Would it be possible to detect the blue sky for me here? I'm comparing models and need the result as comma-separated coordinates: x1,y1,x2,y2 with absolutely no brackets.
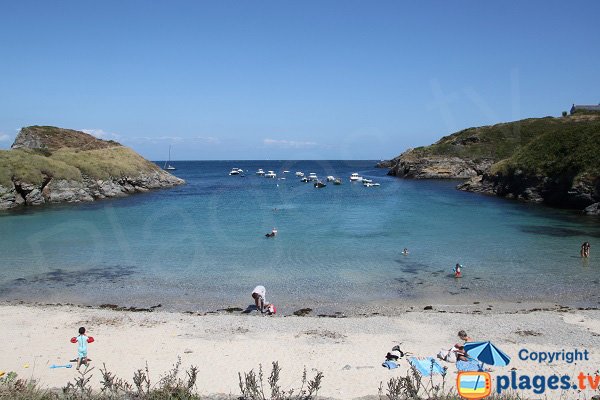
1,1,598,160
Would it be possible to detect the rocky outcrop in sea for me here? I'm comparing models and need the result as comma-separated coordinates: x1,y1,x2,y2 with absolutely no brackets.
0,126,184,211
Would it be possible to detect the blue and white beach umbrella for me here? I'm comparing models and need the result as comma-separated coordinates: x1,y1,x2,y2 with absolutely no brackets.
464,341,511,366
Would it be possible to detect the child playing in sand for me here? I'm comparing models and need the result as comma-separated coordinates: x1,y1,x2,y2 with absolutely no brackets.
71,327,94,370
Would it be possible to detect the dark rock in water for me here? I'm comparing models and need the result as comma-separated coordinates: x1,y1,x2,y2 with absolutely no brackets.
293,308,313,316
423,305,433,310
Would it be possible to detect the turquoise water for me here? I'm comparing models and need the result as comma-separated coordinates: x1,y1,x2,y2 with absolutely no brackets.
0,160,598,313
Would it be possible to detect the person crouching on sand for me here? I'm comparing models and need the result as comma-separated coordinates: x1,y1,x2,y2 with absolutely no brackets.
251,285,267,313
71,326,94,370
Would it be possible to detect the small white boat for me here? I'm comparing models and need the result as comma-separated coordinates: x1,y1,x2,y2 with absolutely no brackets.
283,170,290,174
363,182,380,187
362,178,373,183
229,168,243,175
163,145,177,170
308,173,318,181
295,171,305,177
301,177,310,182
350,173,362,181
265,170,277,178
256,169,265,176
314,181,326,188
326,176,335,182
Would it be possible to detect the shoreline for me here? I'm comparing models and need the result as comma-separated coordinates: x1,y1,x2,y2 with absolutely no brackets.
2,302,599,399
3,297,600,318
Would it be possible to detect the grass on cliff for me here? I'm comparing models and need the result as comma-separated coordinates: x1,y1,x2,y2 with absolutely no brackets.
410,115,600,164
0,149,81,187
0,147,160,187
51,147,161,181
491,117,600,180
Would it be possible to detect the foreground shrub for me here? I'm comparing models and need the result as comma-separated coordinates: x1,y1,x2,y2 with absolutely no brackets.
238,361,323,400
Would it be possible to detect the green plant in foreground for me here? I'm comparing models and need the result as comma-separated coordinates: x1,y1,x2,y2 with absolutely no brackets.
238,361,323,400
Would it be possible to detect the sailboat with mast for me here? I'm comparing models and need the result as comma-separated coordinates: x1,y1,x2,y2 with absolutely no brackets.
163,145,176,170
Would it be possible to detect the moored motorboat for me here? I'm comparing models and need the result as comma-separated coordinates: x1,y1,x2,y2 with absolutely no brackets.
308,173,318,181
362,178,373,184
314,181,326,188
229,168,243,175
265,170,277,178
333,178,342,185
301,177,310,182
350,173,362,181
295,171,305,177
326,175,335,182
256,169,265,176
363,182,380,187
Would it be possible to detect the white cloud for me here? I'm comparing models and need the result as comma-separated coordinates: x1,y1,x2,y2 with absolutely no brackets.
193,136,220,145
81,129,121,141
0,133,11,142
125,136,184,144
263,138,318,149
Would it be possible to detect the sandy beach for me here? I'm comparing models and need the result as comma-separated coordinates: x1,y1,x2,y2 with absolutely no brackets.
1,302,599,399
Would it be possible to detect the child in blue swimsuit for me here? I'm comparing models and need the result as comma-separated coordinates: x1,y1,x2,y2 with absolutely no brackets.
70,326,94,370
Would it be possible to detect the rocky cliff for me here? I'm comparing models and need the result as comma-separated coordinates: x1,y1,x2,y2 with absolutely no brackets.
0,126,184,211
380,115,600,215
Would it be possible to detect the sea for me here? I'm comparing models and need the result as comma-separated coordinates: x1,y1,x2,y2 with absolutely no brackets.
0,160,598,314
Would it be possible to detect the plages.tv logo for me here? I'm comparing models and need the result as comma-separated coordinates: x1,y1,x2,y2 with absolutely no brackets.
456,372,492,399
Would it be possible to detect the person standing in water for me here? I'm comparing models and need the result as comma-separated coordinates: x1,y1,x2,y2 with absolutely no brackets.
453,263,462,278
581,242,590,258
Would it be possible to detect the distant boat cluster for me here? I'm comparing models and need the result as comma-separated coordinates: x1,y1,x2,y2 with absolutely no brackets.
228,168,381,188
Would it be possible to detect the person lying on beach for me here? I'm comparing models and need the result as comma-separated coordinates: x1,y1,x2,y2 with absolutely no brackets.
70,326,94,370
251,285,267,313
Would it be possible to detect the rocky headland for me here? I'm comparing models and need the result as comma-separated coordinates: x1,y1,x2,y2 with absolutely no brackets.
379,114,600,214
0,126,184,210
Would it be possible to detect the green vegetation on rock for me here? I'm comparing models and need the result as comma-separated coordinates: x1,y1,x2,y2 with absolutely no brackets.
0,149,82,187
1,126,184,210
491,116,600,181
410,115,600,164
1,126,162,187
51,146,161,181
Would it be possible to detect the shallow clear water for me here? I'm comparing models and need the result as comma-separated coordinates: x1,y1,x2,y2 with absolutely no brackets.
0,160,599,312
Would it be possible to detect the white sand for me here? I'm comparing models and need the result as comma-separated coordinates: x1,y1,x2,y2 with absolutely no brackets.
1,303,599,399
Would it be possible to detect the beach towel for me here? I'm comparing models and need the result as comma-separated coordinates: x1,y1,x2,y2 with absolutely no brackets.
382,360,399,369
408,357,446,377
456,360,484,372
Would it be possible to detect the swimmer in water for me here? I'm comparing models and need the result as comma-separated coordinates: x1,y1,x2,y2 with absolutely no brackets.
402,248,409,256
